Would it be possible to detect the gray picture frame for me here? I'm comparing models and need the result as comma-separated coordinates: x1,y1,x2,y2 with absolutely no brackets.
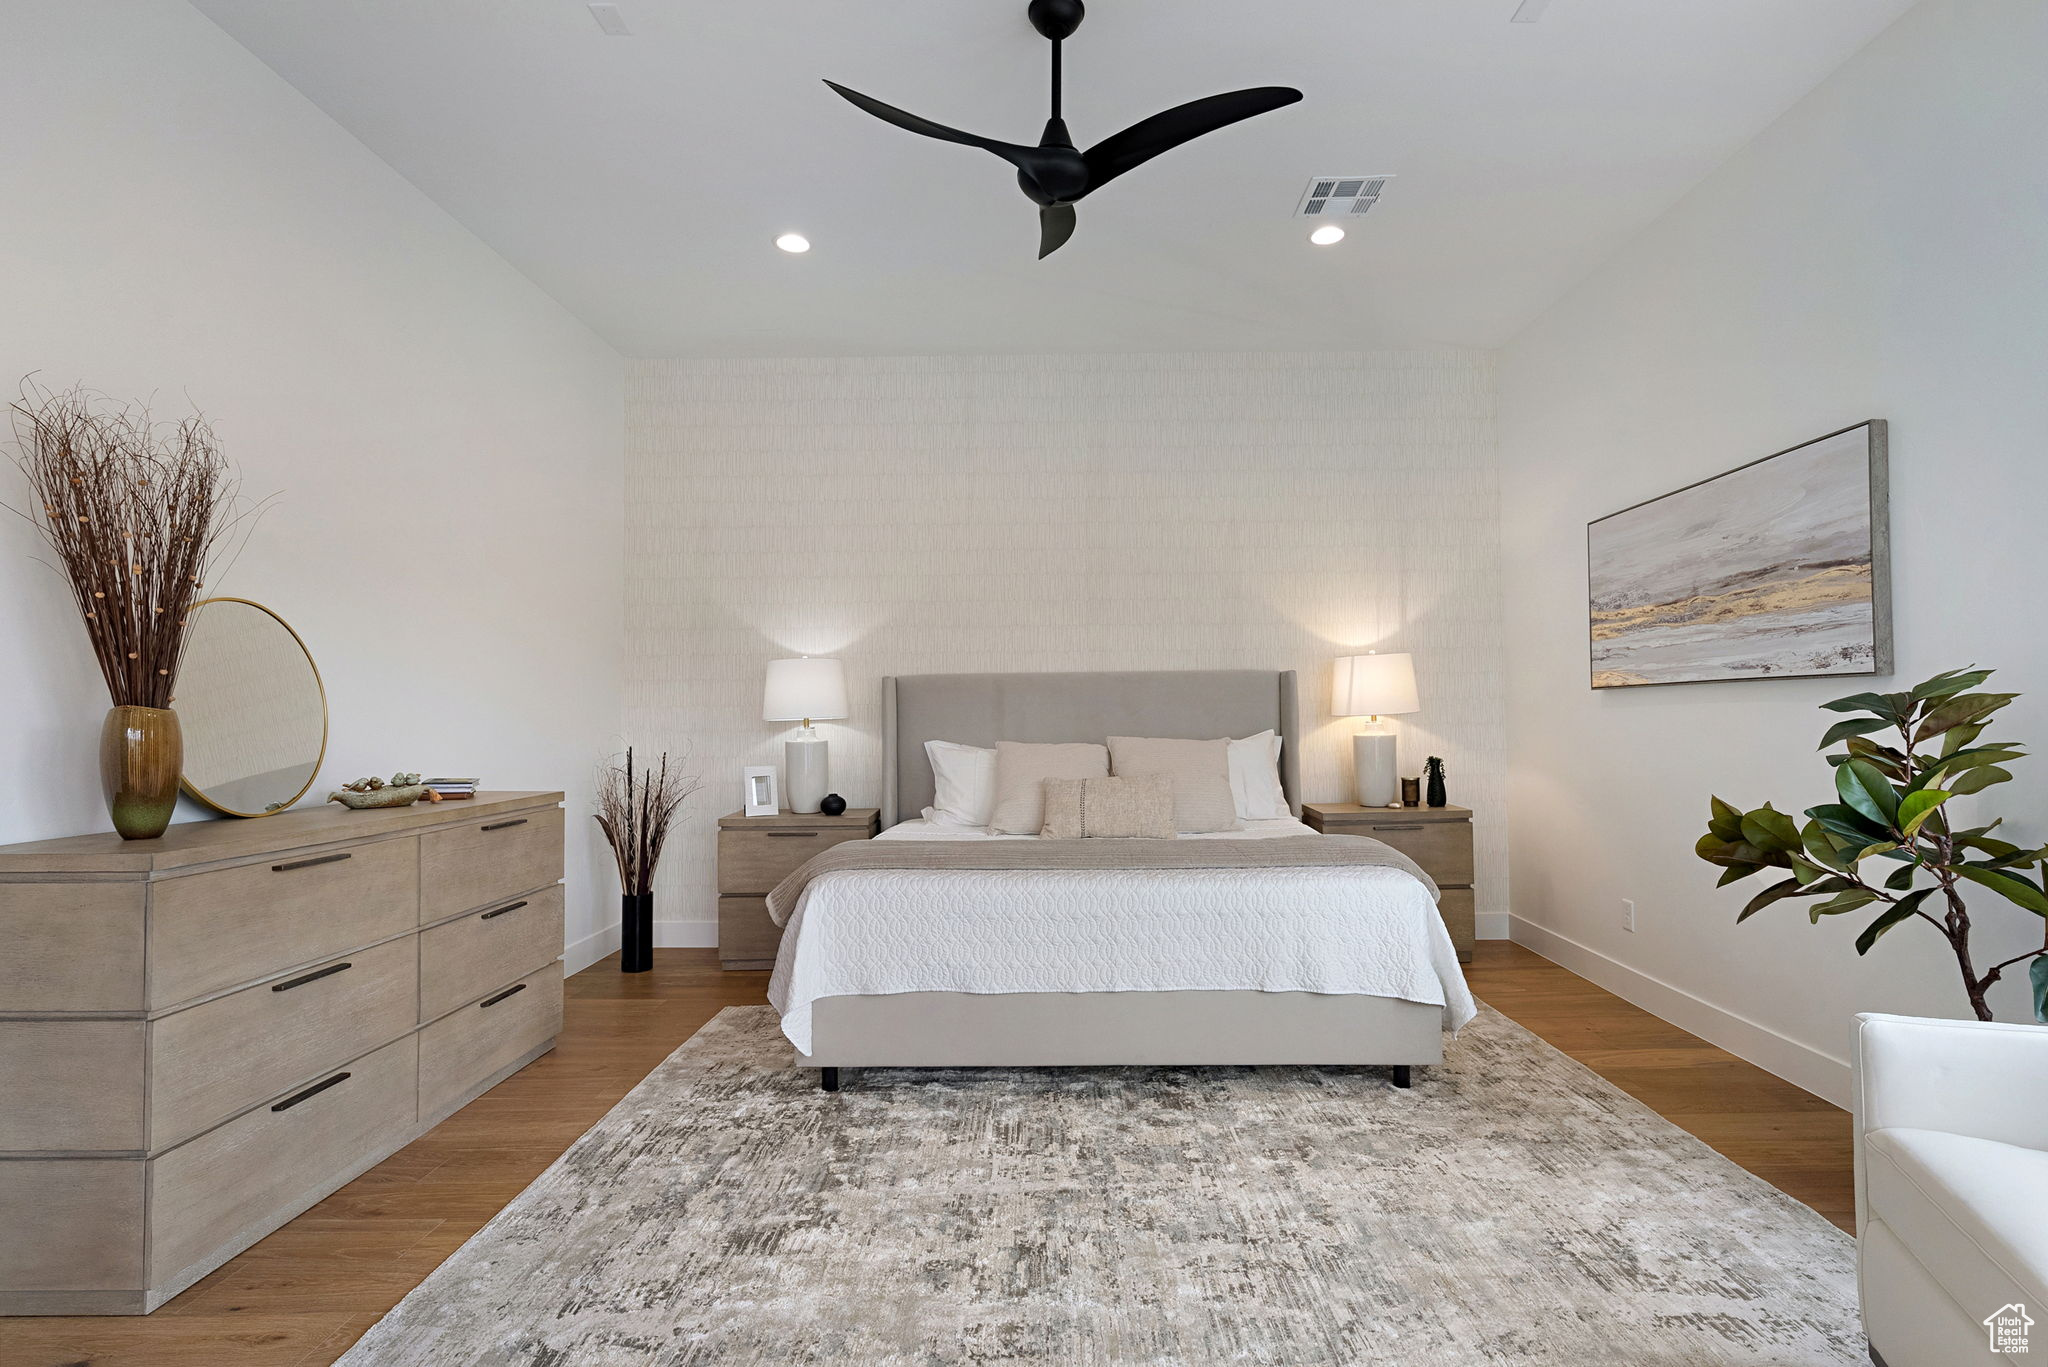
1586,420,1891,690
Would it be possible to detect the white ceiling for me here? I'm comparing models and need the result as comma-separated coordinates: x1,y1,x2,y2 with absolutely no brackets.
188,0,1914,357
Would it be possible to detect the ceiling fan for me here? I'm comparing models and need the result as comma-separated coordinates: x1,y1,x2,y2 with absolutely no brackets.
824,0,1302,259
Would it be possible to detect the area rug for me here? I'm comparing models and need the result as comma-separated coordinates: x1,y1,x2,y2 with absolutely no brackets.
337,1005,1861,1366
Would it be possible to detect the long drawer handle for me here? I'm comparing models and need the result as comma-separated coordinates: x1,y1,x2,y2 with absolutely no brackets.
274,852,352,873
480,900,528,921
272,1071,350,1112
766,831,818,838
272,961,352,993
480,983,528,1009
1372,824,1427,832
481,818,528,832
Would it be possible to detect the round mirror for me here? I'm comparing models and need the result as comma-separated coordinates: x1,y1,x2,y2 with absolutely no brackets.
177,598,328,817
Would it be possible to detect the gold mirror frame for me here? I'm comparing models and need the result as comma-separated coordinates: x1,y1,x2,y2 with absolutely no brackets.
177,597,330,818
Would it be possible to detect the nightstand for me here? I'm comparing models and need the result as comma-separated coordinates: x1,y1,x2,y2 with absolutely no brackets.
716,807,879,969
1301,803,1476,962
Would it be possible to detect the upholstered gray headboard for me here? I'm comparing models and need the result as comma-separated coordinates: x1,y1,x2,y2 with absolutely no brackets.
881,670,1301,827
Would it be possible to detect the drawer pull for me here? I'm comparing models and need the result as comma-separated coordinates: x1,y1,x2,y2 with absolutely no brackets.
1372,824,1426,832
273,852,353,873
480,818,528,832
272,1071,351,1112
480,900,528,921
272,961,352,993
480,983,528,1009
766,831,819,838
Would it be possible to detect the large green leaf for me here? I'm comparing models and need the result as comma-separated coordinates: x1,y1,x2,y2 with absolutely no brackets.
1941,722,1988,757
1949,765,2014,796
1896,789,1952,839
1810,887,1878,923
1908,745,2027,793
1836,758,1900,827
1696,833,1769,870
1884,861,1920,891
1915,692,2019,743
1739,877,1809,922
1716,864,1756,887
1708,796,1745,842
1818,716,1895,750
1800,820,1851,872
1740,805,1803,853
1911,667,1993,703
2032,955,2048,1025
1954,864,2048,915
1854,889,1936,955
1821,691,1902,720
1806,802,1889,848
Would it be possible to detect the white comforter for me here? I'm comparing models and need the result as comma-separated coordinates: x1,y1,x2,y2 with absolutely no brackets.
767,818,1478,1053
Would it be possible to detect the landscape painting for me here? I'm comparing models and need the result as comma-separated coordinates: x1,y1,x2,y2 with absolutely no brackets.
1588,421,1890,689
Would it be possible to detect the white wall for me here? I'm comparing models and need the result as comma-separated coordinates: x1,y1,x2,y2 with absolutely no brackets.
627,351,1506,945
1498,0,2047,1103
0,1,626,969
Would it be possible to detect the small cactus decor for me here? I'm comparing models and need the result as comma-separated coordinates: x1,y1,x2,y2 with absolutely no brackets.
328,772,436,809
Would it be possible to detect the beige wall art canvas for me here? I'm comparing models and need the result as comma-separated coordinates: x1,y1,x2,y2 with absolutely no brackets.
1587,421,1891,689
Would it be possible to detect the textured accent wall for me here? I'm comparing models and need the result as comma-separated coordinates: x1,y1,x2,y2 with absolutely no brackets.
627,351,1504,940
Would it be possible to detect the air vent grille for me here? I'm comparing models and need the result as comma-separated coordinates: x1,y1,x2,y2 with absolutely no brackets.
1295,175,1391,220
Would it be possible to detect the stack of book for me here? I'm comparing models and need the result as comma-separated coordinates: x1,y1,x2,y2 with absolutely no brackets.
423,778,478,800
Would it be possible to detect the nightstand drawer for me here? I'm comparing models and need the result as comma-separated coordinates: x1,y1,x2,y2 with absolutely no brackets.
1347,819,1473,887
718,896,781,968
717,826,872,895
1437,887,1475,962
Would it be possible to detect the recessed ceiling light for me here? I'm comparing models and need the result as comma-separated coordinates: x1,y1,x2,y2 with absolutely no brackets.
775,233,811,254
1309,225,1345,246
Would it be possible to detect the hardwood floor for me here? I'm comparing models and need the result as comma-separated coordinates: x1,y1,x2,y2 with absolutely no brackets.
0,941,1853,1367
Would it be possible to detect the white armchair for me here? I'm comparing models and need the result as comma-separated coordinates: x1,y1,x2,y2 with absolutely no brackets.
1854,1013,2048,1366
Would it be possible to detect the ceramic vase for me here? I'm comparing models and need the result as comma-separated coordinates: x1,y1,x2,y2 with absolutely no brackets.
621,891,654,973
100,705,182,840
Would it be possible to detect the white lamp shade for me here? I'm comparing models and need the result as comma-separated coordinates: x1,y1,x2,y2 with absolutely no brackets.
763,657,848,722
1331,653,1419,717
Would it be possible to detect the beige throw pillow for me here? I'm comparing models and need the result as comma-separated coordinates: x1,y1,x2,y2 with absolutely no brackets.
1040,774,1176,839
1106,736,1242,833
987,741,1110,835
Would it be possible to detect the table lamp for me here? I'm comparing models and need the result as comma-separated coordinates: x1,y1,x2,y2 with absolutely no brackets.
1332,652,1419,807
763,657,848,815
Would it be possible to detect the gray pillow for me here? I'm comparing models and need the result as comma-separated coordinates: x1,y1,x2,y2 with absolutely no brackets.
1040,774,1176,839
1106,736,1242,834
987,741,1110,835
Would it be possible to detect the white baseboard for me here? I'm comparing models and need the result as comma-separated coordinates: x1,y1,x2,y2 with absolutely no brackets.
1475,912,1511,940
1508,915,1853,1108
563,923,621,976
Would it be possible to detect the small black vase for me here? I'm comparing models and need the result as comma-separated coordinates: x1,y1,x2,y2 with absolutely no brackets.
621,891,654,973
1424,756,1448,809
819,793,847,817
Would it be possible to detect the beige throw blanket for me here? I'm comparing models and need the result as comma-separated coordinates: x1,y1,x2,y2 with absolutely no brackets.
766,835,1437,927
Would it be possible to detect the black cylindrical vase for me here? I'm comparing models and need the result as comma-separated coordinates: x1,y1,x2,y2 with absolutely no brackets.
621,891,654,973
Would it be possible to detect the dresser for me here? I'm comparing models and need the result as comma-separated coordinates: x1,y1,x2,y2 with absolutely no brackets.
0,791,566,1315
717,807,879,969
1300,802,1476,962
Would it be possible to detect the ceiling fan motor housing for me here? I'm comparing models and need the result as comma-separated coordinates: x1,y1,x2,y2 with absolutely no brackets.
1028,0,1084,41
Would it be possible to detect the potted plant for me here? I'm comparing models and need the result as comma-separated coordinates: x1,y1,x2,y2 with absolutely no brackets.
5,383,244,839
1697,666,2048,1022
594,747,700,973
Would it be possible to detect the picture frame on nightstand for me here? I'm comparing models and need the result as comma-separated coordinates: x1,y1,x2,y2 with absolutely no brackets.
742,766,779,817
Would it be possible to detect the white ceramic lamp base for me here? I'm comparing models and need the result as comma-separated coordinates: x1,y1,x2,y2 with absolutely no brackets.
1353,729,1399,808
784,730,828,815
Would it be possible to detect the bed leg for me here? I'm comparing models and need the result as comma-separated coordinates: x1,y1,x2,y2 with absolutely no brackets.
820,1067,840,1093
1390,1065,1412,1089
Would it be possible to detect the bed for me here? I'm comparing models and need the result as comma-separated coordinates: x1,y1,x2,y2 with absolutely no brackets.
766,669,1475,1088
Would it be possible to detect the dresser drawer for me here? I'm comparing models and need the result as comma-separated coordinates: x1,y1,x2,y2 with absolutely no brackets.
148,836,419,1009
419,806,564,922
1350,818,1474,887
419,885,564,1022
718,896,781,968
717,825,871,895
148,1033,417,1292
418,962,562,1124
150,935,418,1149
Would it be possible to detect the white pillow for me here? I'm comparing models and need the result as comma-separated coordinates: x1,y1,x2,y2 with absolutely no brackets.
922,740,996,829
1228,731,1291,821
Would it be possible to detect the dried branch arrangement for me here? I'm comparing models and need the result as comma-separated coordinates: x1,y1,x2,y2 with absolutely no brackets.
3,381,252,708
595,747,702,897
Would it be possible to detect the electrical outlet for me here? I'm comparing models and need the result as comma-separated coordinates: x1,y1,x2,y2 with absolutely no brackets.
1622,898,1636,932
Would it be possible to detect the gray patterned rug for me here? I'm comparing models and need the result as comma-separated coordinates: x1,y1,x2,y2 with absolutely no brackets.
338,1005,1861,1366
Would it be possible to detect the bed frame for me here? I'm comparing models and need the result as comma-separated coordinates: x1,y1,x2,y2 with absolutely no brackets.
799,669,1446,1088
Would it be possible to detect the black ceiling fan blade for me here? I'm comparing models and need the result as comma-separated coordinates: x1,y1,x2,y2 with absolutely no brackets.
1079,86,1303,195
1038,204,1077,259
823,80,1038,165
